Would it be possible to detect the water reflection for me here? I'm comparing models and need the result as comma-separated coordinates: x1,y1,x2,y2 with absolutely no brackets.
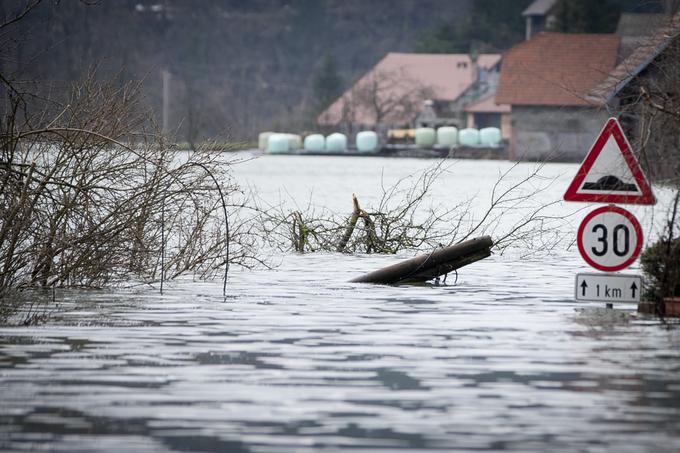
1,157,679,452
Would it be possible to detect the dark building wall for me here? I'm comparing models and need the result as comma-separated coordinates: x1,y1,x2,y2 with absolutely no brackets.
609,47,680,181
473,112,502,129
511,105,610,161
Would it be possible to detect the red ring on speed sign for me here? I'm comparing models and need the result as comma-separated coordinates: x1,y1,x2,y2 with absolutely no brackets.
577,205,643,272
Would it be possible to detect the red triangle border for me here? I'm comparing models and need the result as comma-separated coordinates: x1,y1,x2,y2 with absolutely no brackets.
563,117,656,205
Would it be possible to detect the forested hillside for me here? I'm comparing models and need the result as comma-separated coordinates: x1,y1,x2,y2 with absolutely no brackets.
0,0,668,142
1,0,478,142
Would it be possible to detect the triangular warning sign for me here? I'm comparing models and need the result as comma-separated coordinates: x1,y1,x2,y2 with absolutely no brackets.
564,117,655,205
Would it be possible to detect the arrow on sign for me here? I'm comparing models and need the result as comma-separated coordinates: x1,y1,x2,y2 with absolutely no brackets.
575,273,642,303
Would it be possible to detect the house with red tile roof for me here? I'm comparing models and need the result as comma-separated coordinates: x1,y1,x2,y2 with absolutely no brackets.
317,52,501,135
586,12,680,179
495,32,620,161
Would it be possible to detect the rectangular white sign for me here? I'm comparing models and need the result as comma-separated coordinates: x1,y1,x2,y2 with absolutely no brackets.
575,273,642,303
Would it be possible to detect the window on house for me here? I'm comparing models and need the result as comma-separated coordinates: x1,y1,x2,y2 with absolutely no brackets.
474,113,501,129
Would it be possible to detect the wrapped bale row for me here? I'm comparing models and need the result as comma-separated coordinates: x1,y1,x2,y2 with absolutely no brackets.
416,126,502,147
258,126,501,154
261,131,375,154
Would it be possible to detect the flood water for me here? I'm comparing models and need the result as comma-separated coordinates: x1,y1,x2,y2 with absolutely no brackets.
1,155,679,452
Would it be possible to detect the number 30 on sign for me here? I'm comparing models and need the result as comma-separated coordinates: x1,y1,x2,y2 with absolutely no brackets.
577,205,643,272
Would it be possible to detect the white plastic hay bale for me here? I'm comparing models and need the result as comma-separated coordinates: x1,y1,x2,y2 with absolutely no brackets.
415,127,436,147
267,133,290,154
287,134,302,150
459,128,481,146
326,133,347,152
436,126,458,147
258,131,275,150
356,131,378,153
303,134,325,152
479,127,502,146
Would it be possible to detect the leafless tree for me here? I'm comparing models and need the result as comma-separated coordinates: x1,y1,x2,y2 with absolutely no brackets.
0,69,261,308
340,68,436,129
628,32,680,308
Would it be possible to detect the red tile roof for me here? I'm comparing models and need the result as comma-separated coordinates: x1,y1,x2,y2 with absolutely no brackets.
318,52,501,126
495,32,620,106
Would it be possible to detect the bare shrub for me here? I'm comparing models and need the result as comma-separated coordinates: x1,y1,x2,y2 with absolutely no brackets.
259,161,573,257
0,71,255,299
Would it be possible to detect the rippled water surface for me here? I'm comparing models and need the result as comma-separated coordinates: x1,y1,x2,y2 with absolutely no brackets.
1,156,679,452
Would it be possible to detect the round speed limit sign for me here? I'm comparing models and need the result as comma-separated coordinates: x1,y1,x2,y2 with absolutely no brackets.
577,205,643,272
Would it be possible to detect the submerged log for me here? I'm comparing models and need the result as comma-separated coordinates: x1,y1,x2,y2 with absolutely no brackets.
350,236,493,284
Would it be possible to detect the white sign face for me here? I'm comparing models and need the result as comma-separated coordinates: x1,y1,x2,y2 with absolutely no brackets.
563,117,655,205
579,135,640,193
577,206,643,272
575,273,642,303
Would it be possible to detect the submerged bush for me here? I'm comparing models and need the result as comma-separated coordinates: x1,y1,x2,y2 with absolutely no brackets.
260,161,569,256
0,73,259,302
640,238,680,302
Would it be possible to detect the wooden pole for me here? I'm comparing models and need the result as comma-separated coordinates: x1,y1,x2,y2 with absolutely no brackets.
349,236,493,284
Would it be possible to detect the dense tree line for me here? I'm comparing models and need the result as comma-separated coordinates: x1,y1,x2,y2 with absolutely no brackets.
415,0,669,54
549,0,665,33
2,0,671,142
416,0,532,53
0,0,473,142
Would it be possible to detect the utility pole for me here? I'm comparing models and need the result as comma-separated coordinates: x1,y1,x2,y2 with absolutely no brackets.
162,69,171,134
